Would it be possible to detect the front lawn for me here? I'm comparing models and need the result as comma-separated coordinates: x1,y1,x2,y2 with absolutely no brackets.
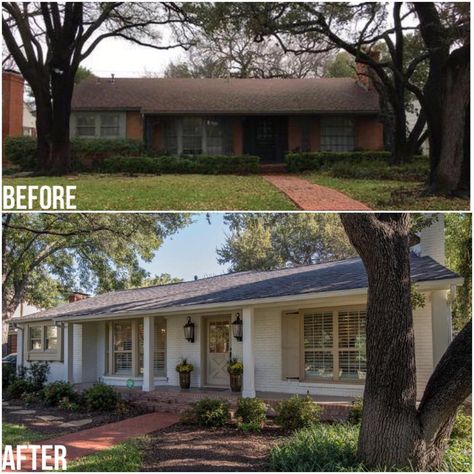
302,173,469,210
2,423,47,447
3,174,296,210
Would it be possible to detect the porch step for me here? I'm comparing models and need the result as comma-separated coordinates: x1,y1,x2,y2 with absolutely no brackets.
259,163,287,174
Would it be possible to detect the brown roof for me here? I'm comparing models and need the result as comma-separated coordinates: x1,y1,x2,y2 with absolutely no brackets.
71,77,380,115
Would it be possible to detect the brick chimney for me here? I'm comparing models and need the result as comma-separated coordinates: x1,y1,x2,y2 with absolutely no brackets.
2,70,24,139
355,51,380,91
68,292,90,303
417,214,445,265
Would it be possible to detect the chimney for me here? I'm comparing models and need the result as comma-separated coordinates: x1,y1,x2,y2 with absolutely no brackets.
2,70,24,138
68,292,90,303
110,73,115,83
417,214,445,265
355,50,380,91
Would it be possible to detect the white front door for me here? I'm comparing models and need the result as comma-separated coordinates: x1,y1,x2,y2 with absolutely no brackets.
206,318,231,386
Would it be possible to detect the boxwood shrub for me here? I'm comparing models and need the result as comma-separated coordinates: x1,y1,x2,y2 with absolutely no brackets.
285,151,391,172
101,154,260,175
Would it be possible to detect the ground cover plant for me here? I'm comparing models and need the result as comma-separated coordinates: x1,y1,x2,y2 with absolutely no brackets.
3,175,296,210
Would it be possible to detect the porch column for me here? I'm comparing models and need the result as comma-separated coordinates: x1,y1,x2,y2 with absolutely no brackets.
242,307,256,398
16,325,24,372
143,316,155,392
63,322,74,383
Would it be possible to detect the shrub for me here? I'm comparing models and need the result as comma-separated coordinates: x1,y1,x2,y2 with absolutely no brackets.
451,408,472,440
41,381,78,406
58,397,81,412
348,398,363,425
101,154,260,175
192,398,230,427
269,423,362,471
82,383,119,411
2,364,17,390
5,136,38,170
175,358,194,374
275,395,322,431
28,361,50,391
235,398,267,426
5,379,36,400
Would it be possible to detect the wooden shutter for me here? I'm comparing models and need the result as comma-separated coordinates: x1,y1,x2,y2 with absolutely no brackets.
282,312,300,380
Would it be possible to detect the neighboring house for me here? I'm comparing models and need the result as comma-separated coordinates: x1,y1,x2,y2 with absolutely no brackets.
70,62,384,162
23,102,36,137
4,301,41,356
15,217,460,400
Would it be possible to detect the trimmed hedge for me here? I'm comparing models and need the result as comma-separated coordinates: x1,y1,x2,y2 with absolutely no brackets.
101,154,260,175
285,151,391,172
5,137,144,171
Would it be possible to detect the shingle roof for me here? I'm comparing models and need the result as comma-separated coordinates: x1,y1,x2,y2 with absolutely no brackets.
71,77,380,114
20,254,458,322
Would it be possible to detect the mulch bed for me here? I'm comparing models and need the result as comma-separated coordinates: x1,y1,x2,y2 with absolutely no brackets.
140,422,285,472
2,399,150,438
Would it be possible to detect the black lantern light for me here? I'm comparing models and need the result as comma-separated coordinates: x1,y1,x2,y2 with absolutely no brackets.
183,316,195,343
232,313,243,341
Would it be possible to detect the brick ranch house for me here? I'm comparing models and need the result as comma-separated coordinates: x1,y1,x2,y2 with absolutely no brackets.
14,217,460,402
70,64,383,162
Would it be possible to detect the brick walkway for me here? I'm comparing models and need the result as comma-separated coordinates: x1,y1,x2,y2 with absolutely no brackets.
4,412,179,471
263,174,371,211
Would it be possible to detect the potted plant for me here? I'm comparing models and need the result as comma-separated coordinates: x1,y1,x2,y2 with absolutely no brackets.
176,358,194,389
227,358,243,392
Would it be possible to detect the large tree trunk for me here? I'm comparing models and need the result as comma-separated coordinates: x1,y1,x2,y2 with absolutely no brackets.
340,213,471,470
34,88,54,172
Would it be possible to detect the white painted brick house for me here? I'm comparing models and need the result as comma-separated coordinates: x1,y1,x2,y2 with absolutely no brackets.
15,216,461,400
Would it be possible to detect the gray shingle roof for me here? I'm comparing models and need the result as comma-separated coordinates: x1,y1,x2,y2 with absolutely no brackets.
20,254,458,322
71,77,380,114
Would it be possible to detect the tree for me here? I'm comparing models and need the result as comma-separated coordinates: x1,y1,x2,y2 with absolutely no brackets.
340,213,471,470
414,3,470,195
74,65,94,84
141,273,183,287
325,52,355,78
2,2,193,174
445,213,472,330
218,214,356,272
2,213,190,351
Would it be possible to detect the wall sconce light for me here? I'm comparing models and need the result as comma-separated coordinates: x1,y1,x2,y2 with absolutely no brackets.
232,313,243,341
183,316,195,343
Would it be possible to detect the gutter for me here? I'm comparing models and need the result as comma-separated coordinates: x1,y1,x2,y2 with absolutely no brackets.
16,277,463,325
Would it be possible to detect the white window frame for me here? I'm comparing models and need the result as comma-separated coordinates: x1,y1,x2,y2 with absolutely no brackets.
26,323,62,362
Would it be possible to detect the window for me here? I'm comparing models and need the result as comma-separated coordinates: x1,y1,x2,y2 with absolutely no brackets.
302,308,366,381
100,114,120,137
113,322,133,375
205,119,229,155
30,327,43,350
76,115,96,137
182,118,203,155
320,117,354,152
45,326,58,350
208,321,230,353
153,319,166,376
164,119,178,155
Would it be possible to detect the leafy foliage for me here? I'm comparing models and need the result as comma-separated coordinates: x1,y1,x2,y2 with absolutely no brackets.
28,362,50,391
41,381,78,406
82,383,120,412
227,358,243,375
2,364,17,390
275,395,322,432
325,52,355,78
348,398,363,425
5,379,36,400
191,398,230,427
101,155,260,175
218,213,355,272
175,358,194,374
235,397,267,425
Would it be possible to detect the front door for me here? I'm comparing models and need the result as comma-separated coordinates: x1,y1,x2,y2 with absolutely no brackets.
243,116,288,163
206,318,231,386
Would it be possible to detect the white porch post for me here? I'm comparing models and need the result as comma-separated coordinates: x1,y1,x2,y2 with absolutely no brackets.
16,326,24,372
242,307,256,398
143,316,155,392
63,322,74,383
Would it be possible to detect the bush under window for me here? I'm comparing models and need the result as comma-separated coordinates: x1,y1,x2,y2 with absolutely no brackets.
235,397,267,426
275,395,322,431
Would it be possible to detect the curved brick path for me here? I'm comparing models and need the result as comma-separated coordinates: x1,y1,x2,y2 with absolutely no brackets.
263,174,371,211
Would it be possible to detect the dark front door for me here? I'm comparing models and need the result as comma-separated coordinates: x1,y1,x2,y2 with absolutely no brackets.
243,116,288,163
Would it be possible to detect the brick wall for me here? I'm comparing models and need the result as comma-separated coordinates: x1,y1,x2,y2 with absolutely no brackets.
355,116,384,150
126,111,143,140
2,71,24,140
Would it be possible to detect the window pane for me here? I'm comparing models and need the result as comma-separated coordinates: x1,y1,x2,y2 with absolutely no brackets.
304,351,333,378
45,326,58,350
338,311,366,349
304,312,333,349
100,114,120,137
30,327,42,350
182,118,203,155
339,351,366,380
154,318,166,376
114,323,132,351
77,115,96,137
321,117,354,152
164,119,178,155
114,353,132,374
205,119,230,155
209,321,229,353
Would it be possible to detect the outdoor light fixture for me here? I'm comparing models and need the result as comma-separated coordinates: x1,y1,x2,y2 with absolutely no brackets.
183,316,195,343
232,313,243,341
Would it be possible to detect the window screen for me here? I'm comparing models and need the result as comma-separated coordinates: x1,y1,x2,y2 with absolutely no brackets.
320,117,354,152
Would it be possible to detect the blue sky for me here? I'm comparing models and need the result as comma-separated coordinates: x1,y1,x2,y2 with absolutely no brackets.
142,213,229,281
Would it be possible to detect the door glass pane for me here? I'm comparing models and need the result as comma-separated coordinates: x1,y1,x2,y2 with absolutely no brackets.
209,321,229,353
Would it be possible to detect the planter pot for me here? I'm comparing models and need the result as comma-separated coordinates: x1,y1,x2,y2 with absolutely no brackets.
229,373,242,392
179,371,191,389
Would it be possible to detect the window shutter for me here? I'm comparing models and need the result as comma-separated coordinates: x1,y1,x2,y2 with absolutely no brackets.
282,312,300,380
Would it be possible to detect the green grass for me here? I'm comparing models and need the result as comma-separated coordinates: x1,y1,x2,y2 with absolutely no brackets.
2,423,47,447
269,422,472,472
3,174,296,211
301,173,469,210
65,438,144,472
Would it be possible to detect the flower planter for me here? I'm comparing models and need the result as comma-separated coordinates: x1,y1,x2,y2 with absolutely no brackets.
179,372,191,389
229,374,242,392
